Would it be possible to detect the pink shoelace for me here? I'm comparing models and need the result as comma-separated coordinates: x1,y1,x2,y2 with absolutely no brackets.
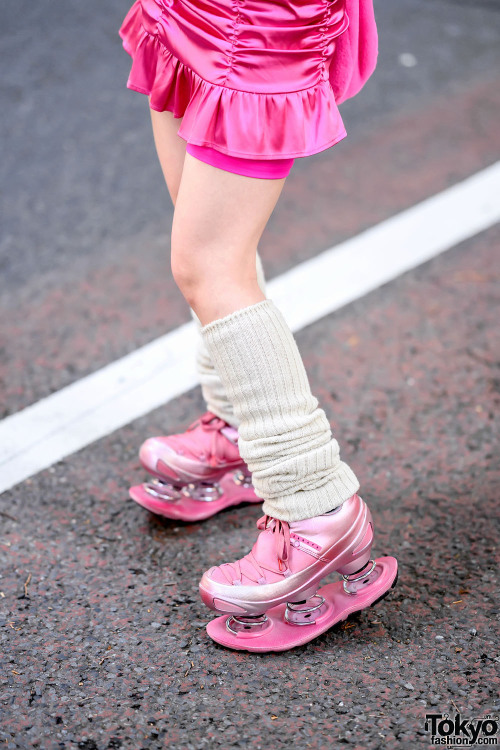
217,515,292,585
186,411,234,467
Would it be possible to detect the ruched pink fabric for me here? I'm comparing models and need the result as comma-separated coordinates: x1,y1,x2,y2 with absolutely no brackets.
119,0,378,159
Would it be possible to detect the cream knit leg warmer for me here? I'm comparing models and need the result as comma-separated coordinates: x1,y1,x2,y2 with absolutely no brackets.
190,251,267,428
200,298,360,522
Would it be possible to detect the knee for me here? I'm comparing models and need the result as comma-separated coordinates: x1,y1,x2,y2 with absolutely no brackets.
170,252,191,298
170,234,205,305
171,232,255,306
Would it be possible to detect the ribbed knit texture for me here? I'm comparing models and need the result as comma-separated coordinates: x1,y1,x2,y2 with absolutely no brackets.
200,298,360,521
190,251,267,428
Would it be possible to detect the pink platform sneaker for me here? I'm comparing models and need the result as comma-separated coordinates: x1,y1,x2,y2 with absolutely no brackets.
129,411,261,522
199,493,398,651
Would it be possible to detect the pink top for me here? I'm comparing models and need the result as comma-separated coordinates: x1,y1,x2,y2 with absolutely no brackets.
119,0,378,160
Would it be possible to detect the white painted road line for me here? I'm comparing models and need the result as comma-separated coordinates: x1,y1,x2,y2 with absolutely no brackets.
1,161,499,495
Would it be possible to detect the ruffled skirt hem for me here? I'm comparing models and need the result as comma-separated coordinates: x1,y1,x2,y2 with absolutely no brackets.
119,0,348,160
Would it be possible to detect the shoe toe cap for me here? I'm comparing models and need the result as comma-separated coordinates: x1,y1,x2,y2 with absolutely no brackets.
139,437,171,471
202,566,228,585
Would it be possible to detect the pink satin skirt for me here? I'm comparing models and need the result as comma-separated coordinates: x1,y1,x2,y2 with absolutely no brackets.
119,0,351,164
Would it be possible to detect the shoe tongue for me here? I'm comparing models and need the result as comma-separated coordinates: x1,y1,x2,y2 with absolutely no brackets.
243,525,281,576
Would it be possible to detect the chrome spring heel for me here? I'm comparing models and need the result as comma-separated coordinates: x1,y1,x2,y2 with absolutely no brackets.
142,478,224,503
142,478,184,502
232,469,253,488
285,594,327,626
142,469,252,504
182,482,224,502
226,614,269,635
342,559,380,595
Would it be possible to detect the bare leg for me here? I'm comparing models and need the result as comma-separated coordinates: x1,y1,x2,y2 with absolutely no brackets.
150,108,186,205
149,109,269,424
171,152,285,325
